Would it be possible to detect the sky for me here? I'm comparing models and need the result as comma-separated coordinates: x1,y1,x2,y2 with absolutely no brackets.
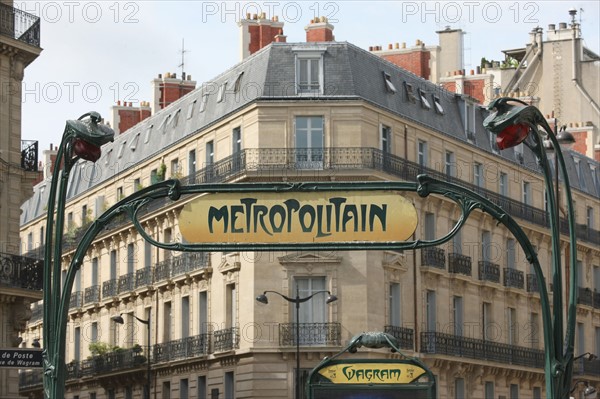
16,1,600,155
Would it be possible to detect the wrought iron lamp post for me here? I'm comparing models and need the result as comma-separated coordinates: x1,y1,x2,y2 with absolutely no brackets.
484,97,578,398
41,112,114,399
112,314,152,399
256,285,337,399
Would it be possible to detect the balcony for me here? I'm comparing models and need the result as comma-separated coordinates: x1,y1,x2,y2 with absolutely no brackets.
0,3,40,47
594,291,600,309
384,325,414,350
503,268,524,289
573,358,600,376
279,323,342,347
153,333,210,363
135,268,153,289
154,252,209,283
102,279,118,298
118,272,134,294
478,261,500,283
420,331,544,369
80,348,146,376
526,273,539,293
577,287,593,307
21,140,38,171
421,248,445,270
0,252,43,291
84,285,100,304
448,253,472,276
213,327,240,352
69,291,83,309
19,370,43,390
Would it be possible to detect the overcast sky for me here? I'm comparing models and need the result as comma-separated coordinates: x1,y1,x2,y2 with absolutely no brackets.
17,1,600,155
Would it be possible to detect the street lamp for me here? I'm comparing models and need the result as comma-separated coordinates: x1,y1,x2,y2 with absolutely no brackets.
256,285,337,399
112,314,152,399
570,381,597,397
484,97,578,398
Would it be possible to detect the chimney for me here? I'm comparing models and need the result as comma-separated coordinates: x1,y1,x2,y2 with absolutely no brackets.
436,27,464,81
238,14,284,60
151,72,197,114
111,100,152,135
42,144,59,181
305,16,334,42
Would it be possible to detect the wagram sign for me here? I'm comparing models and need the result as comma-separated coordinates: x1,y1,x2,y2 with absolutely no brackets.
178,192,417,244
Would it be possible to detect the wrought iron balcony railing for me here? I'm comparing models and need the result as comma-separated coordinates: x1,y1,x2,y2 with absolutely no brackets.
448,253,472,276
526,273,539,293
0,3,40,47
279,323,342,347
577,287,593,307
383,325,414,350
154,252,209,283
503,268,524,289
68,291,83,309
118,272,134,294
102,279,118,298
21,140,38,172
213,327,240,352
421,248,445,270
19,370,43,390
420,331,544,369
573,358,600,376
478,261,500,283
594,291,600,309
153,333,211,363
135,267,153,289
84,285,100,304
80,348,146,377
0,252,43,290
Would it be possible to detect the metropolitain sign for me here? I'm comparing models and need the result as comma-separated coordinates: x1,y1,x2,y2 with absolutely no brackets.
178,191,417,244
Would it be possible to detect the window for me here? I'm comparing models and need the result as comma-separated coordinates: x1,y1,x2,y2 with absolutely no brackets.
507,238,516,269
453,296,463,336
473,162,483,187
418,89,431,109
587,206,594,229
455,378,465,399
188,149,196,179
404,82,417,103
91,257,98,287
81,205,88,225
117,141,126,158
533,387,541,399
186,100,196,119
163,302,172,341
232,127,242,154
181,296,190,338
383,72,396,93
39,226,44,247
499,172,508,196
127,243,135,275
381,124,391,153
234,72,244,93
417,140,428,167
424,212,435,240
224,371,235,399
162,381,171,399
426,290,436,332
389,283,401,326
91,322,98,343
27,232,33,251
577,322,585,357
433,95,444,114
529,312,539,348
110,249,117,280
522,181,531,205
67,212,74,229
74,326,81,361
116,187,123,201
129,132,140,151
482,302,492,340
508,307,517,345
226,284,237,329
124,387,132,399
484,381,494,399
180,378,189,399
595,327,600,359
510,383,519,399
197,376,207,399
295,277,328,343
217,81,227,102
133,178,141,192
107,390,115,399
199,93,209,112
144,240,152,269
170,158,179,178
172,109,181,127
451,219,462,254
206,141,214,173
481,230,491,261
296,53,323,94
445,151,455,177
295,116,324,169
575,159,586,189
594,266,600,292
199,291,208,335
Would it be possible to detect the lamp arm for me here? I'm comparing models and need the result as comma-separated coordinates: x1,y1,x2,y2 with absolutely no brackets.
297,290,332,304
262,290,295,303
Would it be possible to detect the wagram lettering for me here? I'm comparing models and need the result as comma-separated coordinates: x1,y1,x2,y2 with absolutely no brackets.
208,197,387,238
341,366,402,382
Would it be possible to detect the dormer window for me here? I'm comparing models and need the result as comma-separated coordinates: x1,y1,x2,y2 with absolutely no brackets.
172,109,181,127
294,47,326,95
418,89,431,109
160,115,171,134
200,93,209,112
383,72,396,93
143,124,153,144
433,95,444,114
129,133,140,151
117,141,126,159
217,82,227,103
404,82,417,103
234,72,244,93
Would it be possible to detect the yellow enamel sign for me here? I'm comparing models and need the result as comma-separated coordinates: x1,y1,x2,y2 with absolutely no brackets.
178,192,417,244
318,362,427,384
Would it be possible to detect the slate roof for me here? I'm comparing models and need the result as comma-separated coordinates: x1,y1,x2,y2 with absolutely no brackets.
21,42,600,226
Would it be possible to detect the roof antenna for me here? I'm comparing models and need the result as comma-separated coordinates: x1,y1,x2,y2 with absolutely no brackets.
179,38,189,80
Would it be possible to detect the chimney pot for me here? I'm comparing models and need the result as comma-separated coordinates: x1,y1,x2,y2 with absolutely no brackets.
470,69,474,75
559,22,567,29
476,66,481,74
388,43,393,50
548,23,555,30
117,100,121,106
158,73,162,79
369,46,373,51
402,42,406,48
246,13,251,19
395,42,399,49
